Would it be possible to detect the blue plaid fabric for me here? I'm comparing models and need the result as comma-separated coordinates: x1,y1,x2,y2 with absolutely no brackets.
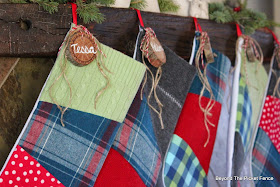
112,91,162,187
252,128,280,187
164,135,208,187
189,38,231,103
19,101,121,187
235,77,253,154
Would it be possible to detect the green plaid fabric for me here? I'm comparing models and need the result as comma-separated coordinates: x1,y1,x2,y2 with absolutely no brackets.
235,77,253,154
164,135,207,187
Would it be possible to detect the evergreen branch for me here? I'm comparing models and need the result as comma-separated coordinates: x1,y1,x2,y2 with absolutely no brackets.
158,0,179,13
87,0,115,6
10,0,27,3
130,0,147,10
30,0,59,14
209,2,280,35
76,0,104,24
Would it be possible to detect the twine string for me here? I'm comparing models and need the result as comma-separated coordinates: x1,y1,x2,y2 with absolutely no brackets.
140,27,164,129
195,32,216,147
49,35,73,127
240,35,264,90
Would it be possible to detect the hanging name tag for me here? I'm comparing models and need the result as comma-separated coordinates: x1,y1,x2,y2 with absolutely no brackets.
246,43,256,62
66,29,97,66
202,38,215,63
142,30,166,68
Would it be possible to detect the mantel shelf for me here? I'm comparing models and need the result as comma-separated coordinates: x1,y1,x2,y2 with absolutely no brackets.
0,4,275,63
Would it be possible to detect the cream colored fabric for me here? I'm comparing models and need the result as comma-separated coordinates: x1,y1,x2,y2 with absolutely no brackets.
189,0,209,19
143,0,160,13
163,0,209,19
110,0,131,8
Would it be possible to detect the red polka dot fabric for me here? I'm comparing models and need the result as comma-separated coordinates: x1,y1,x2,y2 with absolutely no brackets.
0,145,64,187
259,96,280,153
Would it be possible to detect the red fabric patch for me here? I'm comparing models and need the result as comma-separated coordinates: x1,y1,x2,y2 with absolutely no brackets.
95,149,145,187
259,96,280,153
0,145,64,186
174,93,221,173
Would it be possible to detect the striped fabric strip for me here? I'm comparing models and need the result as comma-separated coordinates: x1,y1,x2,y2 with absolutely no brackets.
112,91,162,187
19,101,121,187
164,135,207,187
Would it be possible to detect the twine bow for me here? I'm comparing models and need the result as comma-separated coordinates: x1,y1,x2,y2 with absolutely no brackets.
195,31,216,148
49,25,109,127
140,27,164,129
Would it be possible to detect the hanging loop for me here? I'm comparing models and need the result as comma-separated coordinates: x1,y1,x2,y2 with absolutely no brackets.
193,17,202,33
236,23,242,38
133,8,145,27
266,28,280,46
70,3,78,26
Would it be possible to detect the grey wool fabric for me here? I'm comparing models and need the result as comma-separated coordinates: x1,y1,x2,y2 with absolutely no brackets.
267,60,280,96
133,27,197,157
133,28,196,187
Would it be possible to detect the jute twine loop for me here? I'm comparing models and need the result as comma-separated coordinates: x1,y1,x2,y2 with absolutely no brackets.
49,25,109,127
239,35,264,90
140,27,164,129
195,31,216,147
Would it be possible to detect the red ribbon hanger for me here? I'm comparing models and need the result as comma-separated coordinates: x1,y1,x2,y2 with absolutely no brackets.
70,3,78,25
134,9,145,28
193,17,202,33
266,28,280,46
236,23,242,37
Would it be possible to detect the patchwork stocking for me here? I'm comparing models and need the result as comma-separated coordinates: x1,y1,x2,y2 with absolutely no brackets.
96,27,196,187
233,38,268,185
0,24,146,187
164,35,231,186
251,48,280,187
134,28,197,157
259,51,280,153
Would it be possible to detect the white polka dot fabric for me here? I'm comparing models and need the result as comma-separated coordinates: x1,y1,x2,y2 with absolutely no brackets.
0,145,64,186
259,96,280,153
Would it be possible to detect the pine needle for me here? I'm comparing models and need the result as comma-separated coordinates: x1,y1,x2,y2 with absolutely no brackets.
158,0,179,13
130,0,147,10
